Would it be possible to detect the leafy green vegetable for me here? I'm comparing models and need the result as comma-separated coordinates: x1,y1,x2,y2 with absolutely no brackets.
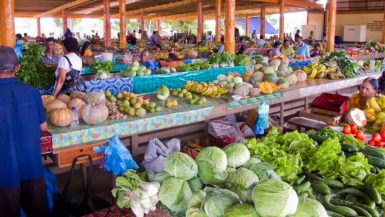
220,52,236,65
196,147,228,185
224,143,250,168
159,177,192,212
288,197,328,217
189,177,203,192
248,162,280,182
336,153,372,186
111,170,143,209
91,61,112,75
203,187,240,217
224,168,259,202
16,43,55,89
163,152,198,181
234,55,252,66
252,179,299,217
321,51,359,78
366,169,385,198
176,63,192,72
208,54,221,64
224,203,258,217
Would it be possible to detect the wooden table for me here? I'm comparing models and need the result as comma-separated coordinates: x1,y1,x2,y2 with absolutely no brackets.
44,72,381,169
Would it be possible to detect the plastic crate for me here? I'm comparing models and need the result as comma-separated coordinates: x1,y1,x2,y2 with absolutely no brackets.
311,93,350,114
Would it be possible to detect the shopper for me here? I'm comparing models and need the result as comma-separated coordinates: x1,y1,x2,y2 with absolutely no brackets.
237,36,248,55
52,37,86,96
269,41,282,57
296,37,310,58
310,43,322,57
281,40,295,57
257,35,266,46
0,46,49,217
307,30,314,44
42,37,61,67
294,29,301,42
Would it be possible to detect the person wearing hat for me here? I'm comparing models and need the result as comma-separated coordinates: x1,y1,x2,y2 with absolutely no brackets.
52,37,86,96
0,46,49,217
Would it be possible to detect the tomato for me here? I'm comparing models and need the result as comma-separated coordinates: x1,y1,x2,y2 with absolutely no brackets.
368,140,376,146
343,125,351,135
350,124,357,134
372,133,382,142
355,130,365,142
381,131,385,141
375,140,382,147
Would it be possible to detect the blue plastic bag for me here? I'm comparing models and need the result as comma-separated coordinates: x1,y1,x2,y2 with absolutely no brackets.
254,103,270,135
93,135,138,176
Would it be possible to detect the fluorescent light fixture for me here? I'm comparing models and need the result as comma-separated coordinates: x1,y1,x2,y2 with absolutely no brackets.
148,13,156,16
203,5,210,8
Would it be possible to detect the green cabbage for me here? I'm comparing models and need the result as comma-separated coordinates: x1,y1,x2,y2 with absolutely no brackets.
203,187,240,217
147,171,171,183
243,156,262,169
196,147,228,185
252,179,298,217
224,143,250,168
189,177,203,192
159,177,192,212
187,208,209,217
224,203,259,217
225,168,259,202
163,152,198,180
248,162,281,181
289,197,328,217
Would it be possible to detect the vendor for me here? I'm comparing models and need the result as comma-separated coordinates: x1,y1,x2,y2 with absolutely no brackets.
237,37,248,55
0,46,49,217
310,44,322,57
149,31,161,48
281,40,295,57
347,78,378,111
296,37,310,58
80,41,93,57
52,37,86,96
42,37,61,67
269,41,282,58
139,50,155,75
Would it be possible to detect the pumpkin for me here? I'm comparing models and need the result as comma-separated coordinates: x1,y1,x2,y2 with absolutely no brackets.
263,73,278,83
258,82,274,94
82,104,109,125
249,88,260,97
70,91,87,100
277,78,290,89
285,74,298,86
234,84,250,97
46,100,67,113
49,108,72,127
41,95,56,108
346,108,367,127
86,92,106,105
57,94,71,104
67,98,86,119
295,70,307,82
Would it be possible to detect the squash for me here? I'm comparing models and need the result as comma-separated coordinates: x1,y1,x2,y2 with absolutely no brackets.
41,95,56,108
67,99,86,119
49,108,72,127
249,88,260,97
277,78,290,89
243,69,254,82
285,74,298,86
253,71,264,82
295,70,307,82
82,104,109,125
346,108,367,127
57,94,71,104
86,92,106,105
258,82,274,94
70,91,87,100
46,100,67,113
234,84,250,97
263,73,278,83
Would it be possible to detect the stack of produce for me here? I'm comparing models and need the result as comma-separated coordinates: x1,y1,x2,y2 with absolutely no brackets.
176,61,211,72
171,88,207,105
121,61,152,77
303,62,345,80
184,81,228,98
207,52,236,68
91,61,113,79
347,95,385,130
365,41,385,53
320,51,360,78
154,66,177,74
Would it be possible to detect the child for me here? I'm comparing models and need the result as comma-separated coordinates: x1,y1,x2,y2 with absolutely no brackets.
310,43,322,57
0,46,48,217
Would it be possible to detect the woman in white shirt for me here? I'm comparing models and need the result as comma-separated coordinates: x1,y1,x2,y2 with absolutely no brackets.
52,37,86,96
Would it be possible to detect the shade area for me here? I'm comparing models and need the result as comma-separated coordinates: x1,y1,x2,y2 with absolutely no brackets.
236,17,278,35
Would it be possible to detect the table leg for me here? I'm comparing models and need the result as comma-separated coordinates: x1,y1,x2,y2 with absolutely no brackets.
280,101,284,126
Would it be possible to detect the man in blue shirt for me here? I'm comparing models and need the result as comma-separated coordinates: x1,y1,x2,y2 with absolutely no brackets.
296,37,310,58
139,50,155,75
0,46,48,217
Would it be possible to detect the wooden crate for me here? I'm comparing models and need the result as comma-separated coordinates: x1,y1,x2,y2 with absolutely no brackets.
298,108,341,125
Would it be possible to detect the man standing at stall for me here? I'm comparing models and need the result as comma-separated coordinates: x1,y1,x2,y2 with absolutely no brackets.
0,46,49,217
42,37,61,68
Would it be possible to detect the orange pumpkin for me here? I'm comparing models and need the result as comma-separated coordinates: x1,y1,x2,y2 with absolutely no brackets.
258,82,276,94
49,108,72,127
57,94,71,104
41,95,56,108
45,100,67,113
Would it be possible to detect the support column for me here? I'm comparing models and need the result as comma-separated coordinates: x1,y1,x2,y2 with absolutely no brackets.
119,0,126,49
37,18,41,37
245,16,249,36
260,7,266,39
215,0,221,42
327,0,336,52
224,0,235,53
140,10,145,33
62,10,68,36
323,6,328,37
0,0,15,46
157,20,161,32
103,0,112,48
383,6,385,43
279,0,285,40
197,0,203,42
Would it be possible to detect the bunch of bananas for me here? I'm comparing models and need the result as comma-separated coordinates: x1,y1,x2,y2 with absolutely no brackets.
363,95,385,131
184,81,228,98
303,62,345,80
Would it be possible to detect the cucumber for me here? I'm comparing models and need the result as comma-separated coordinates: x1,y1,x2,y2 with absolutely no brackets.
337,188,375,207
330,199,372,217
363,148,385,160
370,166,380,174
293,181,311,194
326,210,345,217
305,172,323,181
361,186,382,204
311,181,331,195
351,205,372,217
323,195,358,216
342,143,359,153
366,155,385,169
357,204,379,217
324,179,345,189
295,175,306,185
309,134,326,144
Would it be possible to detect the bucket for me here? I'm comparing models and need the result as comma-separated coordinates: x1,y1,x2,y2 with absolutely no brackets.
101,52,113,62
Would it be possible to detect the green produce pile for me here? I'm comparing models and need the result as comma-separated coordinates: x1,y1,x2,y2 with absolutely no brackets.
365,41,385,53
176,61,211,72
90,61,113,75
16,43,55,89
320,51,360,78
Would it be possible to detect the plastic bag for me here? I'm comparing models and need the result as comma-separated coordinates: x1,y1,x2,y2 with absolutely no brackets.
93,135,138,176
209,115,254,143
142,138,180,172
254,103,270,135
